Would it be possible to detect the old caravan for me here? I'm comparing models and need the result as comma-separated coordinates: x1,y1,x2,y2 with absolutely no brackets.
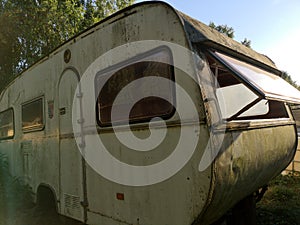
1,1,300,225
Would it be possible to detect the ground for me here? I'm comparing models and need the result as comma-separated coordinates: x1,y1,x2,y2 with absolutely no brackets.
0,169,300,224
0,153,82,225
256,172,300,225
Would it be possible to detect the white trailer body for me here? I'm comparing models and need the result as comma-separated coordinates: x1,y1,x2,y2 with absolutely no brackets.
1,2,300,225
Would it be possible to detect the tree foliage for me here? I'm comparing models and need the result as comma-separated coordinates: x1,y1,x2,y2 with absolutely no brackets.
209,22,235,39
281,71,299,90
209,22,252,48
0,0,134,92
241,38,251,48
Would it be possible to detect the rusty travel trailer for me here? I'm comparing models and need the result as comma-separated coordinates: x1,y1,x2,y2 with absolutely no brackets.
0,1,300,225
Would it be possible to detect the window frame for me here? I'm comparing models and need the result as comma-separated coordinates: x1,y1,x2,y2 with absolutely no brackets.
94,46,176,127
291,104,300,135
203,50,291,122
21,96,45,133
0,108,15,140
210,50,300,104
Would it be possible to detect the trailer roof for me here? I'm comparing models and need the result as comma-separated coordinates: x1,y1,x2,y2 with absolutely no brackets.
176,11,278,72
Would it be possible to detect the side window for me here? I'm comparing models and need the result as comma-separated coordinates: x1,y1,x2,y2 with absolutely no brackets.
95,47,175,126
291,105,300,134
22,98,44,132
205,53,288,121
0,109,14,139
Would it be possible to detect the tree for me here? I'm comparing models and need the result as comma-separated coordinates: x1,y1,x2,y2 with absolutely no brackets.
241,38,251,48
209,22,235,38
0,0,134,92
281,71,299,90
209,22,252,48
0,10,20,87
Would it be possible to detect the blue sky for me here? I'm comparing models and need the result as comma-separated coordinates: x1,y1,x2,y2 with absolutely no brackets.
136,0,300,83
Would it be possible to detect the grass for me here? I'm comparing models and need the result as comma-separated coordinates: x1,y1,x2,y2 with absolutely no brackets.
256,172,300,225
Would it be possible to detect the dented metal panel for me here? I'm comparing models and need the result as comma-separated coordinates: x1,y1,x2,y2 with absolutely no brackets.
199,124,297,224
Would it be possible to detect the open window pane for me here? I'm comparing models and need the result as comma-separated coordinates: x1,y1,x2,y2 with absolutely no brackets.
215,52,300,104
216,84,269,119
95,47,175,126
205,53,288,121
0,109,14,139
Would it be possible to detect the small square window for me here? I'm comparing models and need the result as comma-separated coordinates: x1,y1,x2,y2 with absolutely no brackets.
22,98,44,132
0,108,14,139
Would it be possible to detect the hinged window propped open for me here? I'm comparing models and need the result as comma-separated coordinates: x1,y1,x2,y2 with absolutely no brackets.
213,51,300,104
203,51,294,121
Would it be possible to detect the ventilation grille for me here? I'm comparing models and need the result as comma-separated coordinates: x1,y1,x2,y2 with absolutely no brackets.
64,194,80,210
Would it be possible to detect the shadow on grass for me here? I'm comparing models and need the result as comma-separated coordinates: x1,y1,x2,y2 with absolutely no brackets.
256,172,300,225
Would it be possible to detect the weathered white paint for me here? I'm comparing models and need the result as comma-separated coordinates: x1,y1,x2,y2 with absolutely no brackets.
0,2,298,225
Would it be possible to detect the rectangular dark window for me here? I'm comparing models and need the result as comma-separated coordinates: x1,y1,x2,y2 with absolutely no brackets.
0,108,14,139
22,98,44,132
95,47,175,126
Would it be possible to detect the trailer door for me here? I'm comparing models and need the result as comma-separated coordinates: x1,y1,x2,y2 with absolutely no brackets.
58,68,86,222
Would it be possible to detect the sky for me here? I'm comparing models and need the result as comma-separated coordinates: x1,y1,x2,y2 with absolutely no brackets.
136,0,300,84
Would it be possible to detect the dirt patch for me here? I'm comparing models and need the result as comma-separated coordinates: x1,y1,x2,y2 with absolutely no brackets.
5,207,83,225
0,194,83,225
